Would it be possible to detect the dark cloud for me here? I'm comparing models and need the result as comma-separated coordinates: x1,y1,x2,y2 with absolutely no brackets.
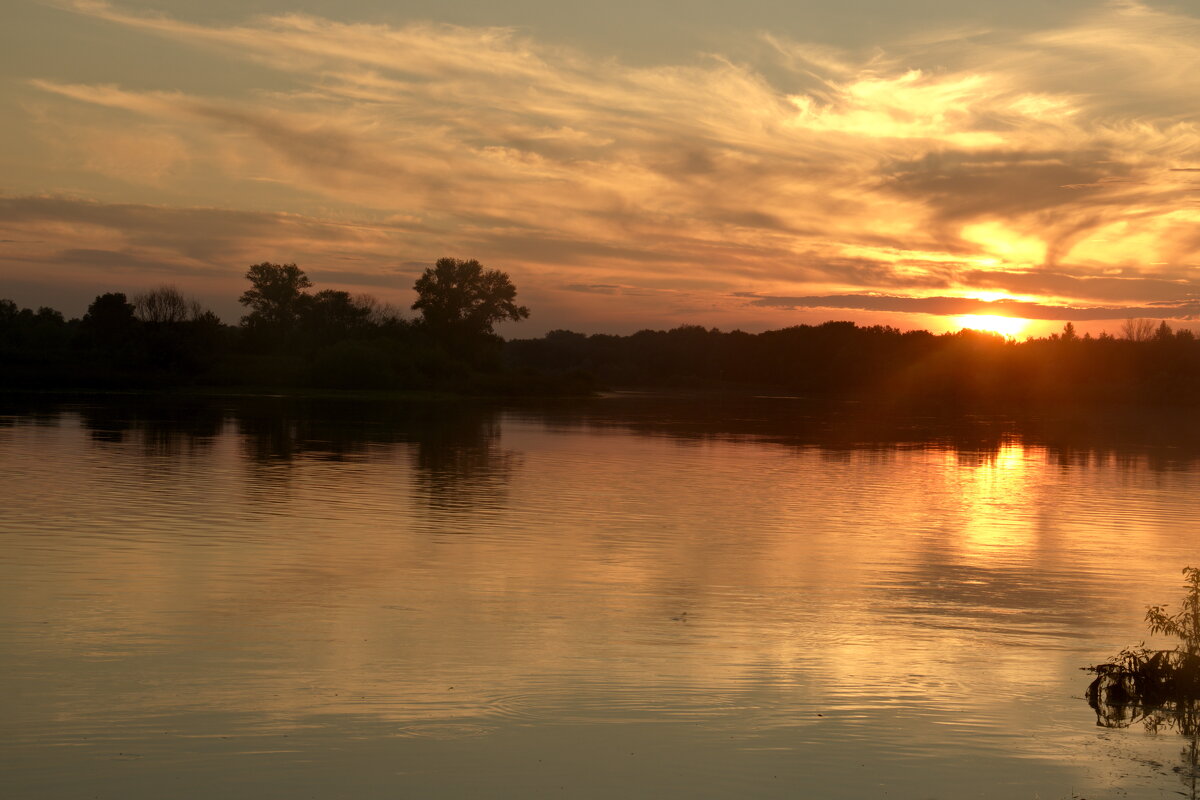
306,269,416,289
879,149,1121,221
563,283,621,294
0,195,287,263
183,103,439,195
459,228,685,267
960,269,1200,304
0,248,218,277
0,195,434,317
877,148,1200,269
0,195,412,261
710,210,793,231
737,292,1200,321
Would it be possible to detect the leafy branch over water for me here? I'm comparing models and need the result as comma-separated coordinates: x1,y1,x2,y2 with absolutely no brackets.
1087,567,1200,734
1086,569,1200,798
1147,567,1200,657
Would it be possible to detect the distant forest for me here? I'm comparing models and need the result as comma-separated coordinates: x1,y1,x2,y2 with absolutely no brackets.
511,318,1200,405
5,260,1200,405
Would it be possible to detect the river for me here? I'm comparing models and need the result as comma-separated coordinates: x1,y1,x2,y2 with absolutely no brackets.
3,394,1200,798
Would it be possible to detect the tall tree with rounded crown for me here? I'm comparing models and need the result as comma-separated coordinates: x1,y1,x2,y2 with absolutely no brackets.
412,258,529,343
239,262,312,342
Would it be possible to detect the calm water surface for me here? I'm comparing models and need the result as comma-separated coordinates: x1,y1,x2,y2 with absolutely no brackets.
4,395,1200,798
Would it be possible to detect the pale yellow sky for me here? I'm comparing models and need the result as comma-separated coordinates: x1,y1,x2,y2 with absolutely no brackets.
2,0,1199,336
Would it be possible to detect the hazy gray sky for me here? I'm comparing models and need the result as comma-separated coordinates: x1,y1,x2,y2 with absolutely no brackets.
3,0,1199,335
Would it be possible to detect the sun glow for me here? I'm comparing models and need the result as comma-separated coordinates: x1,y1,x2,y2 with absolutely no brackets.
960,222,1047,267
963,290,1012,303
955,314,1028,338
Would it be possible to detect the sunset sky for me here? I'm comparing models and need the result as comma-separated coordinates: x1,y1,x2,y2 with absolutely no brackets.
3,0,1199,336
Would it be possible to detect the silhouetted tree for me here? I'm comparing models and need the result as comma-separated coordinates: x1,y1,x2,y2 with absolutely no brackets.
134,286,202,324
412,258,529,342
80,292,138,353
299,289,373,345
130,286,224,374
0,299,77,389
239,263,313,344
1123,318,1158,342
352,294,407,329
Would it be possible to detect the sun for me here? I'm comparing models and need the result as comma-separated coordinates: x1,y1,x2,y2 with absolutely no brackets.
955,314,1028,338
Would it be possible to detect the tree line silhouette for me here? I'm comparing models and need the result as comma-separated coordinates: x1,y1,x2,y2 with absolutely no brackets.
1,258,575,394
5,259,1200,404
509,318,1200,406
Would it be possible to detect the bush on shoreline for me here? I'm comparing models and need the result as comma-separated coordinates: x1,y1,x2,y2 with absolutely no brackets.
1087,568,1200,734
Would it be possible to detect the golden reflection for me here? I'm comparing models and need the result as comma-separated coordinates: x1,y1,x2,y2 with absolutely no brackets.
953,441,1034,563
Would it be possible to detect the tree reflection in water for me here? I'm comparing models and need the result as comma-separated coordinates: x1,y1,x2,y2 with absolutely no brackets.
1089,689,1200,799
73,395,521,512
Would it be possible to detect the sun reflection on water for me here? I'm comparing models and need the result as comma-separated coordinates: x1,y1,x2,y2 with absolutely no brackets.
952,441,1035,564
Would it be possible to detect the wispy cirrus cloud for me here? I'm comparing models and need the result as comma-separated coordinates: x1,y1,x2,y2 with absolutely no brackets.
8,0,1200,331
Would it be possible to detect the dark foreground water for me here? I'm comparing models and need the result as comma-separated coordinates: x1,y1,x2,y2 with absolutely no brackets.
4,394,1200,799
